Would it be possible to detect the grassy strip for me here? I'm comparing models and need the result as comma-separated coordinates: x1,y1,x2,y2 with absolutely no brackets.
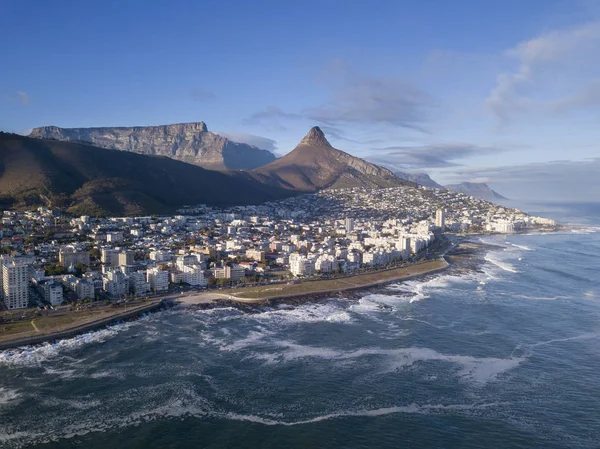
0,300,161,343
230,259,447,300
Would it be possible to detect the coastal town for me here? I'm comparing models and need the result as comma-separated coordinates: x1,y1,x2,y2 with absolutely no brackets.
0,184,555,315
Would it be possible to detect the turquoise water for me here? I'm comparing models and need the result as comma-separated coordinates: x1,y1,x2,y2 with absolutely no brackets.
1,213,599,448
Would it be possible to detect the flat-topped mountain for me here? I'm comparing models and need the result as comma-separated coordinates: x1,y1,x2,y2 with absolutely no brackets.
252,127,411,191
29,122,276,170
0,133,292,216
445,182,507,201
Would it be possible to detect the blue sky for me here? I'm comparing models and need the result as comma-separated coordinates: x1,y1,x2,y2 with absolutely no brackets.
1,0,599,201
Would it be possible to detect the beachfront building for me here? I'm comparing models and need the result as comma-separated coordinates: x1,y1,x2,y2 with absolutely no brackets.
147,267,169,292
1,258,29,309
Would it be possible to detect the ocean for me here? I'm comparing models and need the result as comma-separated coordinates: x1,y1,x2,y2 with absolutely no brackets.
1,204,599,448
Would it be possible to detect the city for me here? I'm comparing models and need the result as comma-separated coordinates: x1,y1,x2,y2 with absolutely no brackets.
0,184,555,312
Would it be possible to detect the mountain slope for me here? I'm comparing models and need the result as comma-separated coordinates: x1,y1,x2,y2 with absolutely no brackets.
252,127,411,191
394,171,443,189
29,122,276,170
444,182,507,201
0,133,294,216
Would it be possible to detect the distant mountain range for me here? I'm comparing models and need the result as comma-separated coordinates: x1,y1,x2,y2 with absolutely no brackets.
29,122,276,171
252,127,412,191
444,182,508,201
0,133,293,216
13,123,509,215
394,172,444,189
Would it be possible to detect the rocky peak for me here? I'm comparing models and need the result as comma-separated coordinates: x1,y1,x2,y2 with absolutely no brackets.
300,126,331,147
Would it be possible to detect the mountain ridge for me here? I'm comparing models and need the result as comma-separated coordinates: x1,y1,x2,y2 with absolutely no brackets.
252,127,412,191
29,122,276,171
0,132,293,216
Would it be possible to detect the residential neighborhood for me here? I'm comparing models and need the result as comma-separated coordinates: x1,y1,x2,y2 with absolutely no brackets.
0,185,555,310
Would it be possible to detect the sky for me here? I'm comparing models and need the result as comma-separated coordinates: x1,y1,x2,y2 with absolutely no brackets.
1,0,599,202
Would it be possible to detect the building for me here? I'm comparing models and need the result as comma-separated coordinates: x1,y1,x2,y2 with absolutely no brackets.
345,217,355,233
75,279,95,300
147,267,169,292
102,269,129,298
59,247,90,268
129,271,150,296
435,209,446,230
290,254,316,277
2,258,29,309
182,265,207,287
39,280,63,306
106,231,124,243
118,250,134,266
213,264,246,282
101,247,120,266
245,249,265,262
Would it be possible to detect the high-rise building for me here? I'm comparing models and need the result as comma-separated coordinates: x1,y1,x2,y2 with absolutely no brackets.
2,259,29,309
345,218,355,233
435,209,446,229
118,250,134,267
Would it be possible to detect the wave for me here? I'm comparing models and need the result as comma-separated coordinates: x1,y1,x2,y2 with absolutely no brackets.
483,253,519,274
0,387,20,407
508,243,534,251
223,401,506,426
0,321,136,367
257,341,524,384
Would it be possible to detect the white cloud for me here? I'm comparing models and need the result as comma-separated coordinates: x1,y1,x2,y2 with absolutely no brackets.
486,21,600,120
215,131,277,152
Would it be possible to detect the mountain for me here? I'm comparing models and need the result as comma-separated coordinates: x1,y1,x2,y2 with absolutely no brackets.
0,133,293,216
252,127,411,191
444,182,508,201
29,122,276,171
394,171,443,189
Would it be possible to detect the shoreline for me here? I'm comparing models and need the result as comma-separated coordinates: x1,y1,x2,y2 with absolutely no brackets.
179,258,450,306
0,299,166,351
0,238,483,351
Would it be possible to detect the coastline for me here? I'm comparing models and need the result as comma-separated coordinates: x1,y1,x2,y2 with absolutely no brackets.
179,258,450,306
0,299,166,351
0,237,490,351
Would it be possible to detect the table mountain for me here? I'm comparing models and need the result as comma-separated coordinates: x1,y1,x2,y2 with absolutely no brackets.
29,122,276,170
252,127,411,191
0,133,293,216
444,182,507,201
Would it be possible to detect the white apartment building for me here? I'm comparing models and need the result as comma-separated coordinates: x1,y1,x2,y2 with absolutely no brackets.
118,250,134,267
182,265,207,287
129,271,150,296
149,250,172,262
315,255,335,273
147,267,169,292
2,259,29,309
103,269,129,298
290,254,316,277
75,279,95,300
435,209,446,229
40,281,63,306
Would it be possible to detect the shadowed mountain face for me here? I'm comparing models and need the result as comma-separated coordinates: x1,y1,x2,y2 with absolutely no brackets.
0,133,294,216
444,182,508,201
252,127,411,191
29,122,276,171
